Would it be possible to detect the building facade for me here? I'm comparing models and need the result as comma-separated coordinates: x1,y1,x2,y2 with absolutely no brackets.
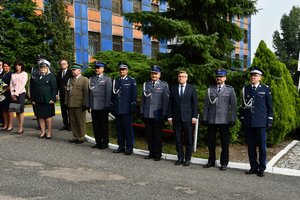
35,0,250,68
233,16,251,68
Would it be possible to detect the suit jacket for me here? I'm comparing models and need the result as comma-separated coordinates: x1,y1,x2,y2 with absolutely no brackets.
203,85,237,124
88,74,112,110
31,73,57,104
168,84,198,123
111,76,137,115
140,79,169,120
56,69,72,98
240,84,273,128
65,75,89,108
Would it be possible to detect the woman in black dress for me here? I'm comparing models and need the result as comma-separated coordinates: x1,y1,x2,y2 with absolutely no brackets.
31,62,57,139
0,62,13,130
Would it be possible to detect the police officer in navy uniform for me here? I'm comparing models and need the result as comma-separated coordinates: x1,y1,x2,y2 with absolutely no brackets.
141,65,170,161
111,62,137,155
202,69,237,171
241,67,273,177
88,62,112,149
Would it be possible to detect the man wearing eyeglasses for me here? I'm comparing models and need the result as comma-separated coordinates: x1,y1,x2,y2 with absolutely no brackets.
56,59,72,131
168,71,198,166
202,69,237,171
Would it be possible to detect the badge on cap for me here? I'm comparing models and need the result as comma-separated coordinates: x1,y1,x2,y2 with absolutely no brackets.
39,59,51,67
250,67,263,75
151,65,162,73
215,69,227,77
71,63,83,69
118,62,129,69
94,61,106,68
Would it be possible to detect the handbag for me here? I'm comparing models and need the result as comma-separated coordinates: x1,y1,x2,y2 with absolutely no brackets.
9,103,21,113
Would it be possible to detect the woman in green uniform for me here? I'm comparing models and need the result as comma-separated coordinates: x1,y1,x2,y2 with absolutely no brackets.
32,62,57,139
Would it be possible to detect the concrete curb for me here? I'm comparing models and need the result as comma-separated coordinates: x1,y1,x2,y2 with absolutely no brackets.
85,135,300,176
265,140,300,176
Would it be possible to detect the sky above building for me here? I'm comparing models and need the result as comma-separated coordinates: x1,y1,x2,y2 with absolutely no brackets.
251,0,300,60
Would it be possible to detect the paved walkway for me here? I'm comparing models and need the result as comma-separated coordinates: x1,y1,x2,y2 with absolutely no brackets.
0,125,299,199
15,105,300,177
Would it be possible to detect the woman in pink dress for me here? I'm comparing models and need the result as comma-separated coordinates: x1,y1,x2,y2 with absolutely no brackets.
10,61,28,134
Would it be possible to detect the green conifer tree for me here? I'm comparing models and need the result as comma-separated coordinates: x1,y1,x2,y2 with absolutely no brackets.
252,41,300,144
0,0,48,69
124,0,257,85
43,0,74,71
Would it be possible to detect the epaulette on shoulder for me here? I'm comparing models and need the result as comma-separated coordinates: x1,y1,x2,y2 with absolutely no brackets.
161,80,168,84
225,85,233,88
260,84,269,88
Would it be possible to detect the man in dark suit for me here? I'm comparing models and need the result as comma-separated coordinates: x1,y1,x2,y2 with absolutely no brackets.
168,71,198,166
88,61,112,149
141,65,169,161
202,69,237,171
241,67,273,177
111,62,137,155
56,59,72,131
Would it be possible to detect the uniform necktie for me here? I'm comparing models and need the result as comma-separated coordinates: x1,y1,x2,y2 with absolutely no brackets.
252,86,256,90
152,81,155,88
180,85,184,97
218,86,221,93
62,70,66,78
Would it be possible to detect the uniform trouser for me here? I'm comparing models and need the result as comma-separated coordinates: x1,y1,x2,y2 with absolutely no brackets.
32,104,40,128
91,109,109,145
174,121,193,161
115,114,134,151
207,124,229,165
60,95,69,127
69,107,86,141
246,127,267,170
144,118,163,158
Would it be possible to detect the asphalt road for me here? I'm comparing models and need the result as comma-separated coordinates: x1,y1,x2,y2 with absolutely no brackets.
0,115,299,200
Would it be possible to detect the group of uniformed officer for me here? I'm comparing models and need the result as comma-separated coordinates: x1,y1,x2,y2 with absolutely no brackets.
42,59,273,177
203,67,273,177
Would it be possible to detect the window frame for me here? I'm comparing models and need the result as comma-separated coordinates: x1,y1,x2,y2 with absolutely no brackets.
88,31,101,56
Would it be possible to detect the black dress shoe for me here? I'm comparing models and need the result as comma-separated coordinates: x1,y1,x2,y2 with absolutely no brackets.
257,169,265,177
153,156,161,161
203,162,215,168
59,126,68,131
183,160,190,166
99,144,108,149
69,139,77,143
75,140,84,144
113,148,125,153
175,160,184,165
92,144,100,148
219,165,227,171
124,150,133,155
245,168,258,175
144,155,154,159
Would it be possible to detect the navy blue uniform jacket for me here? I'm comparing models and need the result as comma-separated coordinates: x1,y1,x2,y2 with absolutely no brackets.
241,84,273,128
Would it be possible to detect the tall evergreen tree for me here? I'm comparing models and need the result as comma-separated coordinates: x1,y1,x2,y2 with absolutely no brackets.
124,0,257,85
252,41,300,145
0,0,48,70
43,0,74,71
273,6,300,83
